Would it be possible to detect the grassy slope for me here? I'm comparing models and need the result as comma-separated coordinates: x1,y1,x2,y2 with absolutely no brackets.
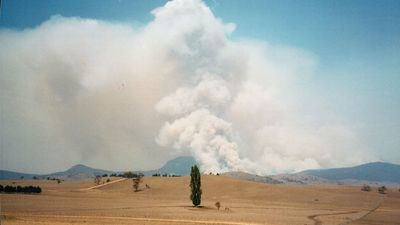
1,175,399,225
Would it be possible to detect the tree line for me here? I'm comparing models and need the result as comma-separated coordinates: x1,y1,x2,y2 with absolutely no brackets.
103,172,183,178
0,185,42,194
152,173,181,177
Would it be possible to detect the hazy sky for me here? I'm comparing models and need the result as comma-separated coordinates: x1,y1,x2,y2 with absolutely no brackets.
1,0,399,174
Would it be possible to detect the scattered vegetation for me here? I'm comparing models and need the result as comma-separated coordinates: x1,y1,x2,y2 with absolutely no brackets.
215,201,221,210
152,173,181,177
94,175,102,185
124,171,145,178
378,186,387,194
123,172,135,178
190,165,202,207
46,177,62,183
361,184,371,192
132,173,144,192
0,185,41,194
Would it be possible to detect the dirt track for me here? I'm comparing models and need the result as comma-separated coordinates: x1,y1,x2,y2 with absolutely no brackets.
307,195,386,225
81,178,127,190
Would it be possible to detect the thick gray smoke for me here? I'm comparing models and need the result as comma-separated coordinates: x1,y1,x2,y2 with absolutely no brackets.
0,0,372,174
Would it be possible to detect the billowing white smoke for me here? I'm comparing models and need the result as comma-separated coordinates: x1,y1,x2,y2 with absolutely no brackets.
152,0,370,174
0,0,372,174
155,75,251,172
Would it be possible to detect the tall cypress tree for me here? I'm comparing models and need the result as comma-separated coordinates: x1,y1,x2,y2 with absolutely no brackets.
190,165,202,207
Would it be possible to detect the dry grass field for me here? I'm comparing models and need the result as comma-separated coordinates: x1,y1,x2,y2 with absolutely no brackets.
1,176,399,225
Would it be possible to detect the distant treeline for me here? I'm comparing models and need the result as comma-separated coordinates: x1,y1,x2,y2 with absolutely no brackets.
0,185,42,194
105,172,181,178
152,173,181,177
108,172,144,178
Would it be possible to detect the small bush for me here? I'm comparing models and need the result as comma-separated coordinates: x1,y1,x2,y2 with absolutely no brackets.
361,185,371,192
378,186,387,194
94,175,102,185
215,201,221,210
132,174,144,192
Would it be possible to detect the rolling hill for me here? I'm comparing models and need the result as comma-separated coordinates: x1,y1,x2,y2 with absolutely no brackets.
48,164,114,179
0,156,197,180
142,156,197,176
0,170,39,180
300,161,400,183
0,164,113,180
223,171,283,184
223,162,400,185
2,157,400,185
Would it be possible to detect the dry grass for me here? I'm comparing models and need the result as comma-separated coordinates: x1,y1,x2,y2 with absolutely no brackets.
1,176,399,225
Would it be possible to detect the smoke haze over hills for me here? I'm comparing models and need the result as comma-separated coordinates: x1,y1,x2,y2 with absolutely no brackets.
1,0,392,175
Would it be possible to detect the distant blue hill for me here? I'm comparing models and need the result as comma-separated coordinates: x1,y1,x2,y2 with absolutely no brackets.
0,164,113,180
49,164,114,179
300,162,400,183
0,170,39,180
142,156,197,176
4,158,397,184
0,156,198,180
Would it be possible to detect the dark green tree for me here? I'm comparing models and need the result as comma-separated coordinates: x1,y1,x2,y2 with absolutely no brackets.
190,165,202,207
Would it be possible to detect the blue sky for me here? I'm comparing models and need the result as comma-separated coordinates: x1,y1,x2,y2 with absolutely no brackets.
1,0,399,171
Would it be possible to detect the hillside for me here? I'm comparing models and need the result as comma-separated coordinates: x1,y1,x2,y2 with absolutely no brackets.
48,164,114,179
0,170,39,180
142,156,197,176
300,161,400,183
223,171,283,184
222,162,400,185
2,175,399,225
2,159,400,185
0,156,197,180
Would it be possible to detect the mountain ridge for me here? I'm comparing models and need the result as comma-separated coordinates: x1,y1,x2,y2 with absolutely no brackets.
299,161,400,183
0,156,197,180
2,159,400,185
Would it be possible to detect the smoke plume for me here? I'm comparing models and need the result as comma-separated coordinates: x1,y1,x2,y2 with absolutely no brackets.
0,0,371,174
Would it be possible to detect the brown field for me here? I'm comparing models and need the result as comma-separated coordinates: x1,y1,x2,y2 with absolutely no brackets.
1,176,399,225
